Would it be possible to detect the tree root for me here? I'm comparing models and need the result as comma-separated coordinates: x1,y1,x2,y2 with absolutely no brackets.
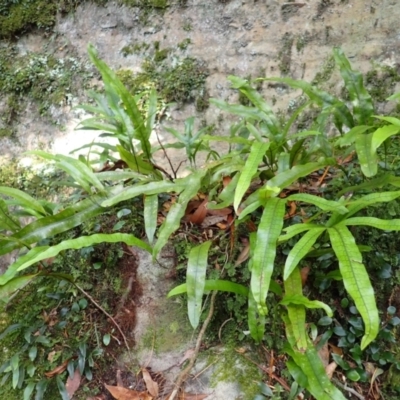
167,291,218,400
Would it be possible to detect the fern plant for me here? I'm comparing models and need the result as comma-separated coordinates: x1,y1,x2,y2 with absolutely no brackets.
1,46,400,399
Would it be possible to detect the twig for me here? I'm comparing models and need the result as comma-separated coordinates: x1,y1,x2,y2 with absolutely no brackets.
167,291,218,400
218,318,233,342
155,129,177,180
74,283,130,351
332,378,365,400
317,166,330,187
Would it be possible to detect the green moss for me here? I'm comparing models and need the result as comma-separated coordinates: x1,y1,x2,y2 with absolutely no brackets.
177,38,191,51
278,33,294,75
154,47,169,62
0,0,57,38
312,56,335,86
0,127,14,137
120,0,169,8
209,341,262,399
365,66,400,103
182,21,192,31
0,47,91,129
117,56,208,107
121,42,150,57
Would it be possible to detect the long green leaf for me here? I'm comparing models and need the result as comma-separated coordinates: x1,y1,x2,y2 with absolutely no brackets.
56,376,70,400
153,171,205,257
335,125,372,147
371,124,400,152
101,180,183,207
284,227,325,280
186,241,212,329
374,115,400,126
23,382,36,400
168,279,249,297
278,223,320,243
248,292,266,342
0,198,21,232
146,89,158,144
35,379,48,400
0,191,112,257
250,198,285,315
234,142,269,212
344,217,400,230
328,225,379,349
202,134,253,146
88,44,152,159
265,160,329,195
144,194,158,244
228,76,281,137
287,193,348,214
264,77,354,128
327,190,400,227
116,145,160,177
209,98,266,120
281,294,333,317
286,343,346,399
0,187,48,216
28,151,105,193
284,267,307,351
1,234,151,284
0,275,38,302
333,47,374,125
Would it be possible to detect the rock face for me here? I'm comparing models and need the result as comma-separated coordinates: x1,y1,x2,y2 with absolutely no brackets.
1,0,400,164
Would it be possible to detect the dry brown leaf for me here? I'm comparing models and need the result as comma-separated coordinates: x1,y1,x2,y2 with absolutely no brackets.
300,266,310,287
200,215,226,228
179,392,209,400
116,369,124,387
222,176,231,187
216,222,227,230
178,348,195,366
317,342,330,367
189,197,208,225
206,208,232,216
166,392,209,400
234,244,250,267
105,384,152,400
66,369,81,398
325,361,338,379
328,343,343,356
47,350,56,362
141,368,159,398
44,358,70,378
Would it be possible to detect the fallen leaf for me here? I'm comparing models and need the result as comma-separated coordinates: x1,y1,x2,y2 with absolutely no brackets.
328,343,343,356
105,384,152,400
246,220,257,232
189,197,208,225
141,368,159,398
179,392,209,400
234,244,250,267
325,361,338,379
300,266,310,286
206,208,232,216
200,215,226,228
317,342,329,367
66,369,81,398
166,392,209,400
222,176,231,187
47,350,56,362
178,348,195,366
44,358,70,378
116,369,124,387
